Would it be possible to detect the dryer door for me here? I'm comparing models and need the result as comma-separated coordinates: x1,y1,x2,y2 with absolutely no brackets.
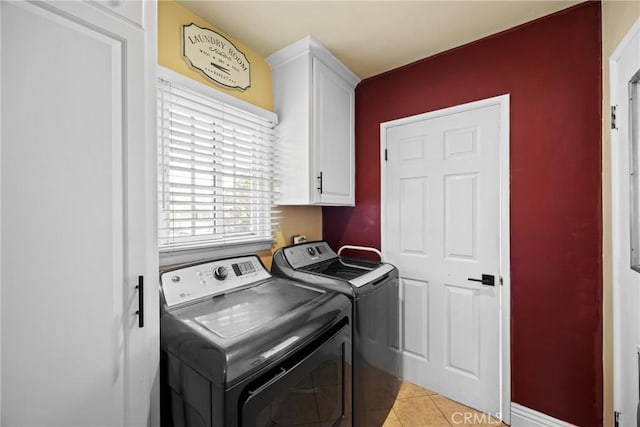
240,322,350,427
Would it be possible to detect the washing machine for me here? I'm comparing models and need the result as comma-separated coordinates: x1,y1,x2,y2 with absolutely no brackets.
271,241,400,427
160,254,352,427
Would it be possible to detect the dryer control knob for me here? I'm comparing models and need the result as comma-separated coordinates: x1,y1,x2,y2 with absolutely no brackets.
214,266,228,281
307,247,317,256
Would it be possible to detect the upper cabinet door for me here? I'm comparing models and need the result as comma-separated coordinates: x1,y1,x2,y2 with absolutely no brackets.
267,36,359,206
312,58,356,206
1,1,157,426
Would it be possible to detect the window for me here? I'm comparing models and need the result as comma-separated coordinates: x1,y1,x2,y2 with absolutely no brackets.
157,68,278,254
631,70,640,272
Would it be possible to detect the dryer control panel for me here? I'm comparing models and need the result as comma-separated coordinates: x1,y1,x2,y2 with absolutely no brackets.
161,256,270,307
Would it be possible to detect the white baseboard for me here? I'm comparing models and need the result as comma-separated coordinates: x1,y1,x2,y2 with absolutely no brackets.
510,403,576,427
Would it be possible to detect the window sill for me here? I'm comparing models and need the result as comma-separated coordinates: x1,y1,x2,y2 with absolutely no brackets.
159,241,272,268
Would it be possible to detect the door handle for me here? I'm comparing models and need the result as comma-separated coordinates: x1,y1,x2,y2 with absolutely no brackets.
637,349,640,426
637,348,640,401
136,275,144,328
247,367,288,396
317,171,323,194
467,274,495,286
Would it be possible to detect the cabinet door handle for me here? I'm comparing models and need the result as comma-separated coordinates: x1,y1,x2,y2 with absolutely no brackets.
136,275,144,328
317,171,323,194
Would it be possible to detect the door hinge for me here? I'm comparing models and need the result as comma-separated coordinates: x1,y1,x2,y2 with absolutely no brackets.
500,276,504,286
614,410,621,427
611,105,618,130
384,149,388,161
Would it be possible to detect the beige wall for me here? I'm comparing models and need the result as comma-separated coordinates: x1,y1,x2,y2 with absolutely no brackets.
158,0,273,110
158,0,323,267
278,206,323,243
602,2,640,426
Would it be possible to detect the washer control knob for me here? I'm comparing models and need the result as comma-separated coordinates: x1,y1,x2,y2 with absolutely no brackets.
214,266,228,281
307,247,317,256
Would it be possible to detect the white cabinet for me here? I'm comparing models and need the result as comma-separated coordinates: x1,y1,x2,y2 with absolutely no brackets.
267,36,360,206
0,1,158,425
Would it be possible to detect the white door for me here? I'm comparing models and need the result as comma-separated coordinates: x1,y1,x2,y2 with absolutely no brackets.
313,57,356,206
611,19,640,427
382,96,510,418
1,1,158,425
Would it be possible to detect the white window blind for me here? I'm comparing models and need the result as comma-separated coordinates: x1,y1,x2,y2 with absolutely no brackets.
157,75,279,251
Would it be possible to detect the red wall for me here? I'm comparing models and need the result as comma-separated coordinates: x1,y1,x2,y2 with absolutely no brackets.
323,3,603,425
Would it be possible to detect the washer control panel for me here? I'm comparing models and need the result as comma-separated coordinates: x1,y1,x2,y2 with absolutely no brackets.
284,241,338,269
161,256,270,307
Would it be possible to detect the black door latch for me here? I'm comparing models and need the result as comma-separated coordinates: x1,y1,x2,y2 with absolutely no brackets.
467,274,495,286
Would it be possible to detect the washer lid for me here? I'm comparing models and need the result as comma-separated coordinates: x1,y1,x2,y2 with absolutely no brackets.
194,281,322,338
299,257,378,280
298,257,394,288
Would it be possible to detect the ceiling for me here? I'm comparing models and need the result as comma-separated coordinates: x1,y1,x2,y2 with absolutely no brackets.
178,0,583,79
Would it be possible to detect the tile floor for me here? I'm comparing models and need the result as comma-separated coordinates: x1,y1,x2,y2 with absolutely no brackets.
377,382,507,427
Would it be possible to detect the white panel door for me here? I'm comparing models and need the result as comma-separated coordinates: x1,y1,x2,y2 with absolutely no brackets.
383,98,508,416
1,1,157,425
611,20,640,427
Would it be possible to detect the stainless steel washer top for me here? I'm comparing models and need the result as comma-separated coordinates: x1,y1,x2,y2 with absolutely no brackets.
160,255,349,385
192,281,322,338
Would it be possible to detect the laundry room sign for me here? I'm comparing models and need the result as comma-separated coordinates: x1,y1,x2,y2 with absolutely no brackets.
182,23,251,91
